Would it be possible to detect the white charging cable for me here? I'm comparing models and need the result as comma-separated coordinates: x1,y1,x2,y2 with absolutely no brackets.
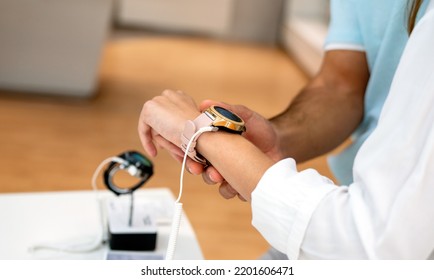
29,156,127,254
165,126,216,260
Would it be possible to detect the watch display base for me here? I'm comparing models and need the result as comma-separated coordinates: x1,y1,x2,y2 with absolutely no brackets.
106,199,157,251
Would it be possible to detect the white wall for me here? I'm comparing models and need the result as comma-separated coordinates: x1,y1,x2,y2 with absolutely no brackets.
228,0,283,44
288,0,329,23
117,0,233,36
116,0,283,44
281,0,330,76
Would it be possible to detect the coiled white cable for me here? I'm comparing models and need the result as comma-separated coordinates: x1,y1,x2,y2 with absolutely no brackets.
164,202,183,260
165,126,216,260
29,156,127,254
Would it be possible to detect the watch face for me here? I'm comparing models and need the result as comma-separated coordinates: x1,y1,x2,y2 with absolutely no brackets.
214,106,242,122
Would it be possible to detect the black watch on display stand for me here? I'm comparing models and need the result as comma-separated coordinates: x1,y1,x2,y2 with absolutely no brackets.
103,150,153,196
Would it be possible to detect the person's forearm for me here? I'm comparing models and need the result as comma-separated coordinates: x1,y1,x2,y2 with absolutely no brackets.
196,132,275,201
271,50,369,162
271,82,364,162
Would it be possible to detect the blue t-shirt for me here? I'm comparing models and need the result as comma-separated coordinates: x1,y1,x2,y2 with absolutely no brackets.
324,0,428,185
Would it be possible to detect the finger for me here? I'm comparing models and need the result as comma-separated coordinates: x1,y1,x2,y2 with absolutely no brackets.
202,171,216,185
138,122,158,157
237,194,247,202
152,134,196,166
218,183,239,200
204,166,224,184
201,166,224,185
186,158,205,175
153,133,184,159
138,103,159,157
152,130,206,174
168,151,184,164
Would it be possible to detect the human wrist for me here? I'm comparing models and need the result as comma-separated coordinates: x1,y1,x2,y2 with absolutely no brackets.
196,132,275,201
175,112,200,147
180,106,245,164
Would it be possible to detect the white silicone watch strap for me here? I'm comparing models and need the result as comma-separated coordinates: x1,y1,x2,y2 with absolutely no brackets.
181,113,216,164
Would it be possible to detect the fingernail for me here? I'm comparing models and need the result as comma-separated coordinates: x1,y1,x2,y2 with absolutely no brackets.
208,173,217,183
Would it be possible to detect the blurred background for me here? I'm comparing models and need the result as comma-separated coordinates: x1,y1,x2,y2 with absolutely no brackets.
0,0,333,259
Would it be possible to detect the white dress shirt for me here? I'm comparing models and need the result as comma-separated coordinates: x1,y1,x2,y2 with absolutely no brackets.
251,0,434,259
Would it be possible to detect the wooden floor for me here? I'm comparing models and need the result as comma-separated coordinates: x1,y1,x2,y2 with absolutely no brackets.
0,32,335,259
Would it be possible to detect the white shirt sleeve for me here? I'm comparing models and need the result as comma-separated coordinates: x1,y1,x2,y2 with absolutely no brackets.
251,4,434,260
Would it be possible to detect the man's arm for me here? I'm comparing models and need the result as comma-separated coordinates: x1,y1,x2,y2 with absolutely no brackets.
195,50,370,200
271,50,370,162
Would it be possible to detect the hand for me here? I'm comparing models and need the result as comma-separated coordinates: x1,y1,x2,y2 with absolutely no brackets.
193,100,283,200
138,89,201,160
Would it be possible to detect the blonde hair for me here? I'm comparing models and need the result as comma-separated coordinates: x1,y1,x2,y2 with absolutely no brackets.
408,0,424,33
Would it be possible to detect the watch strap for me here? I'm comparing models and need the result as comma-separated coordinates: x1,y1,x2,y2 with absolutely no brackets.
181,113,216,164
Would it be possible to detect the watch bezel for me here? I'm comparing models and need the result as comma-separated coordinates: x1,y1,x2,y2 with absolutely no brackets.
206,105,246,133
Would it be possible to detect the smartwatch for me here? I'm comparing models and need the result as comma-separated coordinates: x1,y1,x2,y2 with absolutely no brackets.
181,105,246,164
103,150,153,195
